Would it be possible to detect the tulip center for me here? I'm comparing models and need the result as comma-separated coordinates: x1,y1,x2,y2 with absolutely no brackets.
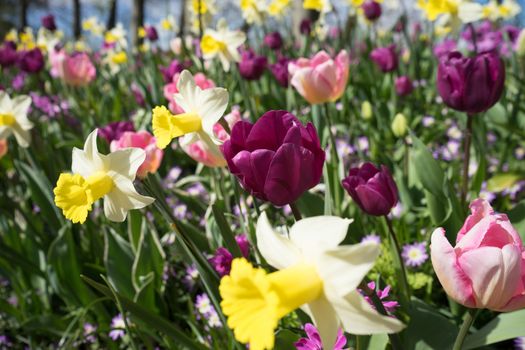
152,105,202,149
219,258,323,350
201,34,227,55
53,171,113,224
0,113,16,126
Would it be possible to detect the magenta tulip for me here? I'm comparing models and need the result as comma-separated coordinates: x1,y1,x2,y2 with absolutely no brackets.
222,110,325,206
431,199,525,311
370,45,398,73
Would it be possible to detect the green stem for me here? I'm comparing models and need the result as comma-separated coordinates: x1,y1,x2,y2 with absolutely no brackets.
452,309,479,350
461,114,474,208
384,216,411,306
289,202,302,221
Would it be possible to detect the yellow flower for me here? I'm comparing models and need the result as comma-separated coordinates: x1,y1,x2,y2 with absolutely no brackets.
111,51,127,65
418,0,458,21
5,29,17,42
304,0,324,11
268,0,291,16
240,0,266,24
0,92,33,148
192,0,208,14
201,19,246,71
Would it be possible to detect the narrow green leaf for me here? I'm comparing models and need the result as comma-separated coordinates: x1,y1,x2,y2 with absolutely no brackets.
211,202,243,258
464,309,525,349
104,229,135,299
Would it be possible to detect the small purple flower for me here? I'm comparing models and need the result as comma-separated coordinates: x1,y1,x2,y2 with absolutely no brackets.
109,314,126,341
515,336,525,349
173,203,188,220
195,293,213,315
361,234,381,245
361,281,399,314
184,264,199,288
12,73,26,91
402,242,428,267
98,121,135,144
0,335,12,347
235,234,250,257
83,323,97,343
295,323,346,350
209,235,250,276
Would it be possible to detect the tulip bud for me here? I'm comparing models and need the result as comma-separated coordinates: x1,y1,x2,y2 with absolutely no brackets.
145,25,159,41
41,14,57,31
362,0,382,21
516,29,525,57
18,48,45,73
431,199,525,311
395,76,414,96
238,49,267,81
370,45,398,73
222,110,325,206
437,51,505,114
361,101,373,120
263,32,283,50
391,113,407,137
342,162,398,216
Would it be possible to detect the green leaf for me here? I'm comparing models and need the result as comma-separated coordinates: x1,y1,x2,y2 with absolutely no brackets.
132,228,165,292
464,309,525,349
403,298,459,350
81,276,208,350
508,200,525,241
366,334,388,350
127,209,143,252
486,173,522,192
104,229,135,299
411,135,445,198
296,191,325,217
274,329,300,349
211,202,243,258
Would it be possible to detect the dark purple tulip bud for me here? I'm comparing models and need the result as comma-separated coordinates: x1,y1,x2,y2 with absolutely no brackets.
98,121,135,144
0,42,18,68
264,32,283,50
160,59,185,82
238,49,267,81
222,110,325,206
342,162,398,216
362,0,382,21
235,234,250,257
270,57,291,87
41,14,57,31
18,48,45,73
208,234,250,277
300,19,312,36
145,25,158,41
370,45,398,73
395,76,413,96
437,51,505,114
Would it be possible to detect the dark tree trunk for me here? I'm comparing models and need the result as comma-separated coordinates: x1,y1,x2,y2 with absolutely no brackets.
73,0,81,39
19,0,28,30
132,0,145,47
107,0,118,30
178,0,186,36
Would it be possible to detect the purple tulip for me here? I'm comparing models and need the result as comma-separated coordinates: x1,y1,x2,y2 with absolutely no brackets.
395,76,413,96
342,162,398,216
159,59,186,82
41,14,57,31
370,45,398,72
208,234,250,277
433,39,457,58
145,25,158,41
222,110,325,206
437,51,505,114
18,48,45,73
270,57,291,87
264,32,283,50
98,121,135,144
362,0,382,21
238,49,267,81
300,19,312,36
0,42,18,68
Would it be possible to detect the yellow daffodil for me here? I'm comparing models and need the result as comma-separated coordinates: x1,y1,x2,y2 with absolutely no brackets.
240,0,267,24
104,23,127,48
220,213,405,350
82,17,105,36
53,130,154,224
304,0,332,12
152,70,228,159
161,15,177,31
201,19,246,71
0,92,33,148
458,0,521,23
268,0,291,17
5,29,18,43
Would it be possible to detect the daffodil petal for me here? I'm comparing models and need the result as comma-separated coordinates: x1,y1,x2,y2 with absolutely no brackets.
305,295,340,349
106,147,146,180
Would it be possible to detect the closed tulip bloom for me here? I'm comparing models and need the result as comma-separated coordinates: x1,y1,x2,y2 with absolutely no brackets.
342,162,398,216
289,50,350,104
370,45,398,73
222,110,325,206
362,0,382,21
18,48,45,73
270,56,291,87
59,53,96,86
110,131,163,178
0,42,18,68
238,49,267,81
144,25,158,41
394,76,414,96
263,32,283,50
431,199,525,311
41,14,57,31
98,121,135,144
437,51,505,114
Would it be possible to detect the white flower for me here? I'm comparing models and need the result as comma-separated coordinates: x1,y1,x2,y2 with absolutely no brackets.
200,19,246,71
0,92,33,148
240,0,267,24
219,213,405,350
152,70,228,162
53,129,154,223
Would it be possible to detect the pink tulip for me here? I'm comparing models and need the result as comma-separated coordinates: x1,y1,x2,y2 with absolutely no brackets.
431,199,525,311
58,53,96,86
163,72,215,114
288,50,349,105
181,108,242,167
110,131,163,178
49,48,66,78
0,139,7,159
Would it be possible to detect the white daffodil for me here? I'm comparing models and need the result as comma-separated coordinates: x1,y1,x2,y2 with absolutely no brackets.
53,129,154,224
459,0,521,23
240,0,267,25
219,213,405,350
104,23,127,49
304,0,333,13
0,92,33,148
152,70,228,162
200,19,246,72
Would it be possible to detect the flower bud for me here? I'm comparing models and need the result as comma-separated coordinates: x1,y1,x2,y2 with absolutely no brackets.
361,101,373,120
362,0,382,21
395,76,414,97
391,113,407,137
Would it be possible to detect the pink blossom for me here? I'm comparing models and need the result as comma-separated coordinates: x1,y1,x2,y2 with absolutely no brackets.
110,131,163,178
0,139,7,159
